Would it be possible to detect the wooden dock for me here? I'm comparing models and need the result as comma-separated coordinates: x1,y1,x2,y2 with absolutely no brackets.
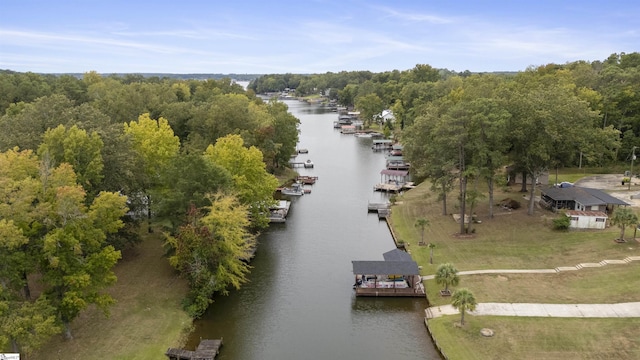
377,208,391,219
297,175,319,184
166,339,223,360
373,183,404,192
367,202,390,212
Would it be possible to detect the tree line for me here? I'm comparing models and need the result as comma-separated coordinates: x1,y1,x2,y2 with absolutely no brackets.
1,51,639,354
250,53,640,233
0,72,298,354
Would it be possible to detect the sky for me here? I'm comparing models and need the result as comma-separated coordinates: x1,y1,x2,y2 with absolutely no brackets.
1,0,638,74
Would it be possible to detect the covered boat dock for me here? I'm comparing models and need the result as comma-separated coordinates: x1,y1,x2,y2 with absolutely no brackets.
352,249,425,297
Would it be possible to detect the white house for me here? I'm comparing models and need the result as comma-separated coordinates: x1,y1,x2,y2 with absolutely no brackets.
375,109,395,123
565,210,608,230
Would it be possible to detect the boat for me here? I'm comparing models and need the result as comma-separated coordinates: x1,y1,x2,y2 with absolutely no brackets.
297,175,318,185
298,148,309,154
281,182,305,196
304,159,314,168
354,132,373,138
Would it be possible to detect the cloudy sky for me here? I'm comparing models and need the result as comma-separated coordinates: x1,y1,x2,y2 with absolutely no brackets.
1,0,638,74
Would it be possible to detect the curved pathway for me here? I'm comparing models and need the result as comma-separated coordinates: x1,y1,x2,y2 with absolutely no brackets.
423,256,640,319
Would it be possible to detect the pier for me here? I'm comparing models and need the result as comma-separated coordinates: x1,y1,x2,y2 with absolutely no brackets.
166,339,223,360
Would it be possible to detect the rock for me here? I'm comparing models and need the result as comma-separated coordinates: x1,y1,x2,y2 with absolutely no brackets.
480,328,495,337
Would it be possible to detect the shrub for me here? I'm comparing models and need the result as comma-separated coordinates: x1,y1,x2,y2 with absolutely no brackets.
552,213,571,230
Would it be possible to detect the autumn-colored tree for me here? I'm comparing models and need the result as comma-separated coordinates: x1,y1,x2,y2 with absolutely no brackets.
204,134,278,228
166,195,254,317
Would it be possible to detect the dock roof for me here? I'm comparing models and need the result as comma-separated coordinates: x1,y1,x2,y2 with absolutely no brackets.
373,139,393,144
380,169,409,177
383,249,413,261
352,260,420,275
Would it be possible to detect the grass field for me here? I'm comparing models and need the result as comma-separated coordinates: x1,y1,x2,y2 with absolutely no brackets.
390,176,640,360
31,233,192,360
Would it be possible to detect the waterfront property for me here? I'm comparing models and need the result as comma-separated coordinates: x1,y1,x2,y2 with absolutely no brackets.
352,249,425,297
166,339,222,360
372,139,393,151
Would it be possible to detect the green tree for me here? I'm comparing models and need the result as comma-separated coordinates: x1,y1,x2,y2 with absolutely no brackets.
0,293,60,355
37,124,105,196
0,94,75,151
355,93,384,128
414,218,429,246
435,263,460,295
427,243,436,264
451,288,477,325
124,113,180,227
41,177,127,339
152,153,232,232
265,99,300,170
123,113,180,182
166,194,254,318
610,207,638,241
204,135,278,228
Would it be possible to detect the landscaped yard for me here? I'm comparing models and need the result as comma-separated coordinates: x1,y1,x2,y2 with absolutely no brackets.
390,174,640,360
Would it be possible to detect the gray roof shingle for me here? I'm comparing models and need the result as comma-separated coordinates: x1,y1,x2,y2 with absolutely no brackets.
541,186,629,206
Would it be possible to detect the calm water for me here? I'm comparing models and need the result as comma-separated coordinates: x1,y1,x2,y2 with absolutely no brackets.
186,99,441,360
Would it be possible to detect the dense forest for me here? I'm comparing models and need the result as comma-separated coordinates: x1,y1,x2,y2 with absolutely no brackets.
1,51,639,355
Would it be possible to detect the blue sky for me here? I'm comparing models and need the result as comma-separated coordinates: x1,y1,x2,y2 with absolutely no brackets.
1,0,638,74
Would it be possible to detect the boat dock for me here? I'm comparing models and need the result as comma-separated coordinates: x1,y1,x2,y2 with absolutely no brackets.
297,175,319,184
367,201,390,212
166,338,223,360
269,200,291,223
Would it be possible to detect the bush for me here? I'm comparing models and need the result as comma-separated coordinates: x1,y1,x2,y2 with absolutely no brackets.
552,214,571,230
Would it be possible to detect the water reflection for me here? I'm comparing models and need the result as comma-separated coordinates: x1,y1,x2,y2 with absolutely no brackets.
186,99,441,360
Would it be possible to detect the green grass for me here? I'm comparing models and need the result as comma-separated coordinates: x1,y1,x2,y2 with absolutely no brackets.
428,316,640,360
32,233,192,360
390,171,640,359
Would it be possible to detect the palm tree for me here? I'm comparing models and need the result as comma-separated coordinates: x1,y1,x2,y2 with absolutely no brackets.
435,263,459,295
427,243,436,264
451,288,477,325
610,207,639,241
414,218,429,246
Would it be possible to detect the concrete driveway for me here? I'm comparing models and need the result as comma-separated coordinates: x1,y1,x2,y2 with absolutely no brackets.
574,174,640,207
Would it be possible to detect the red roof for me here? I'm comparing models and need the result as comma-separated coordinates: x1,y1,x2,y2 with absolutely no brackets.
565,210,607,218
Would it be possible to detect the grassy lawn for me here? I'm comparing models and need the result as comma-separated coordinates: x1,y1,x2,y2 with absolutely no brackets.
32,232,192,360
390,174,640,359
428,316,640,360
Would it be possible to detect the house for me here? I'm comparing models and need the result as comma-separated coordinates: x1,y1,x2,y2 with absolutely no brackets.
374,109,395,123
564,210,608,230
539,186,629,213
352,249,425,297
